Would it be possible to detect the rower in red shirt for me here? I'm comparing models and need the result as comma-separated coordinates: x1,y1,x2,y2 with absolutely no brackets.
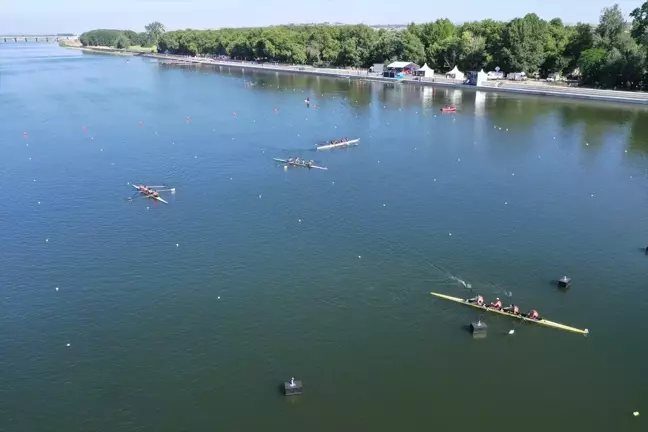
488,298,502,310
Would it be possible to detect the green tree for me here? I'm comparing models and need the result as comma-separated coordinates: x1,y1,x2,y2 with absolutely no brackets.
113,34,131,49
630,1,648,44
541,18,571,76
145,21,166,46
458,31,487,71
595,4,625,48
563,23,595,73
502,14,549,73
578,47,607,85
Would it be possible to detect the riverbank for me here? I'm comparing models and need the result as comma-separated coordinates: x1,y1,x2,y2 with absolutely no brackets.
60,41,155,56
141,53,648,106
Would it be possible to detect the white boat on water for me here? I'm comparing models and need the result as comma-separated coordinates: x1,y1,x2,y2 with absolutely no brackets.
316,138,360,151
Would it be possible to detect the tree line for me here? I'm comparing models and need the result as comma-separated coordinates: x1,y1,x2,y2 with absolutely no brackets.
82,3,648,90
79,22,165,49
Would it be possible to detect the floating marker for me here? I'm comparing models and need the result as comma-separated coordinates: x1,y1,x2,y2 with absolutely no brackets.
508,329,515,335
55,286,59,291
633,411,640,417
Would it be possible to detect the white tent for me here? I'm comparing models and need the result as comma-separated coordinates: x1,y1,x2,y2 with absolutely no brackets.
446,66,464,81
418,63,434,78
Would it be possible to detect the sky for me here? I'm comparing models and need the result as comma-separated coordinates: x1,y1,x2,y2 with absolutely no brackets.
1,0,643,35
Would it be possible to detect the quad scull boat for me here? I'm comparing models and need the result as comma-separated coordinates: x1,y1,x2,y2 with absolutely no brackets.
316,138,360,151
131,184,174,204
273,158,328,170
430,292,589,335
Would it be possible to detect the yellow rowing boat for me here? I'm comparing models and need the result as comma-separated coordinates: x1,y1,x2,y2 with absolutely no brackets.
430,292,589,335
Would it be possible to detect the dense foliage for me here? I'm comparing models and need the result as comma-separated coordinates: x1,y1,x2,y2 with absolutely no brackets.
156,3,648,90
79,22,165,48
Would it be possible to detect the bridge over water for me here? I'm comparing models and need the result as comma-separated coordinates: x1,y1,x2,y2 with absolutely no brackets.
0,35,78,43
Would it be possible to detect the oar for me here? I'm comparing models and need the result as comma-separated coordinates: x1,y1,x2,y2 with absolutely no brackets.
124,191,141,201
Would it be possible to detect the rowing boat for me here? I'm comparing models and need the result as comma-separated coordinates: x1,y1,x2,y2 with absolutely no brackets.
273,158,328,170
429,292,589,335
131,184,169,204
316,138,360,151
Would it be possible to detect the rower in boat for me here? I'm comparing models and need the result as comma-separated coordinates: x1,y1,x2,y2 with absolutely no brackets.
502,304,520,315
467,295,484,306
487,298,503,310
527,309,540,320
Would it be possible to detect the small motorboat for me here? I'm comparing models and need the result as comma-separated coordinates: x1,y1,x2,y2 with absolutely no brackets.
440,106,457,113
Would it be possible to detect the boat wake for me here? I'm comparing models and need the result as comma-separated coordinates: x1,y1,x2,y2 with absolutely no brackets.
449,275,472,289
427,263,513,298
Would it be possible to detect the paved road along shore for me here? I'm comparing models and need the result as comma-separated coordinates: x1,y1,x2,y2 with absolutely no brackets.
134,52,648,106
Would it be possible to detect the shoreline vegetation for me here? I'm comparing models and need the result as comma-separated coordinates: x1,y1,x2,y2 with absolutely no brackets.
70,2,648,103
141,53,648,104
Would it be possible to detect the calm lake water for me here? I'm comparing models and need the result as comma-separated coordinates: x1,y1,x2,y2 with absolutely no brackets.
1,44,647,431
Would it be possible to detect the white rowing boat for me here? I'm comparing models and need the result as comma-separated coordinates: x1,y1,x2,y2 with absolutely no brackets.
316,138,360,151
273,158,328,170
131,184,172,204
430,292,589,335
